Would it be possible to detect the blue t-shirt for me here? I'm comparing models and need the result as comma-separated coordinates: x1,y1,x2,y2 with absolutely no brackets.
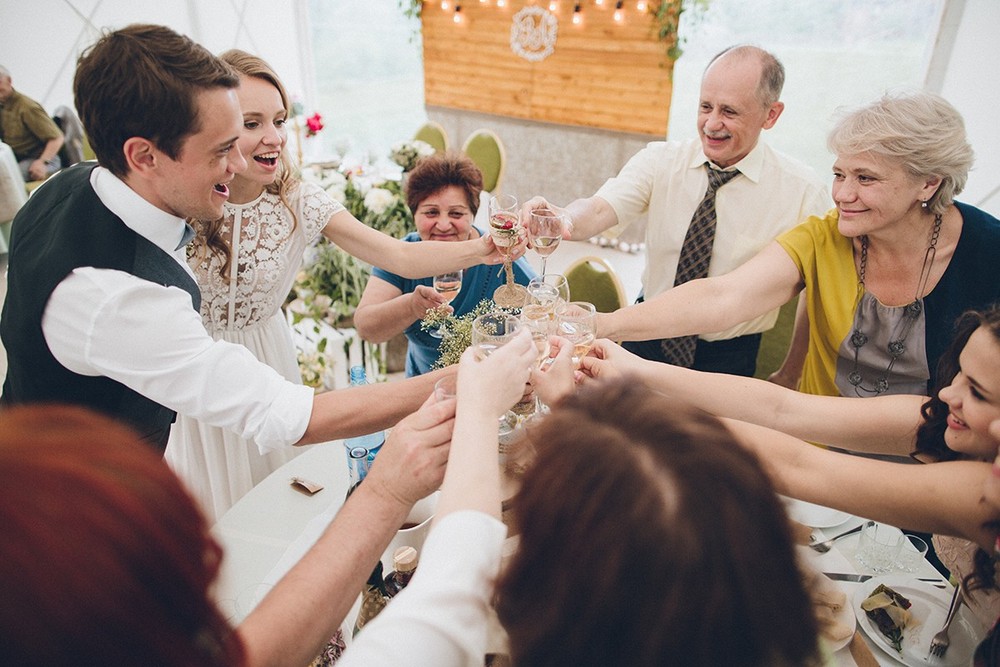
372,228,537,376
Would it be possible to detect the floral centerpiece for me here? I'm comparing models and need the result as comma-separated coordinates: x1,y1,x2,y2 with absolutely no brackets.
420,299,519,370
388,139,435,172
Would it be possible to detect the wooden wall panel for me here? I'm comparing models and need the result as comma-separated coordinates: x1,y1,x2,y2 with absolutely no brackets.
422,2,675,135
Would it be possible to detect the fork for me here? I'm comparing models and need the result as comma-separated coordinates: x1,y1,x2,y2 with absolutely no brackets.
809,522,867,553
928,584,963,658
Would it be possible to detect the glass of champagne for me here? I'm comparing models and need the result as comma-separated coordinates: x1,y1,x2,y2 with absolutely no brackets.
527,273,571,317
429,269,463,339
520,303,553,367
527,209,566,275
471,312,532,424
555,301,597,366
488,195,528,308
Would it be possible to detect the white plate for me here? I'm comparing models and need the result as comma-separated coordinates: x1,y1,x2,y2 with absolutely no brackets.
852,575,983,666
782,496,852,528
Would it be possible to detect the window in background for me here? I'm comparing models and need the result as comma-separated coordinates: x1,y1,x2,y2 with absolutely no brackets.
668,0,944,181
308,0,425,158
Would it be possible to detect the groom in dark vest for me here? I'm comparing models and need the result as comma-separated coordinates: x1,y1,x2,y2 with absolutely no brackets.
0,24,446,453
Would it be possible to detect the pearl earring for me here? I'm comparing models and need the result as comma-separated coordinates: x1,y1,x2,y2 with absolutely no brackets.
921,200,928,209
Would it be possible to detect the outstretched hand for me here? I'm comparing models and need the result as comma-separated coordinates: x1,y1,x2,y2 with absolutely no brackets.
457,329,536,419
476,228,528,265
365,391,454,509
578,338,644,382
519,196,574,242
532,335,576,406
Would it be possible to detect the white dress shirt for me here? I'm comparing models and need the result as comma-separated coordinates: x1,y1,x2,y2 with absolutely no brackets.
42,167,313,453
596,138,830,340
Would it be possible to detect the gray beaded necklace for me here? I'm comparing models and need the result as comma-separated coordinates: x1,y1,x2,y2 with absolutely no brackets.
847,213,943,396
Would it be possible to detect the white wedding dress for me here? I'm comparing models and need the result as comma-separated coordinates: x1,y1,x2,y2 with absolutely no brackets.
165,181,343,522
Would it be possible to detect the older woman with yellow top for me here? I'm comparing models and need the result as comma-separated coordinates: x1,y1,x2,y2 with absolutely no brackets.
596,91,1000,397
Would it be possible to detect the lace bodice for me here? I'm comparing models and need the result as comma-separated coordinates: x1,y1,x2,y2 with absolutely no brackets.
189,181,342,331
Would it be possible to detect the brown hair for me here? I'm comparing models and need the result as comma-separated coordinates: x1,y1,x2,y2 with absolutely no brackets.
496,379,820,667
192,49,300,281
0,405,244,666
73,24,239,178
916,305,1000,593
404,151,483,216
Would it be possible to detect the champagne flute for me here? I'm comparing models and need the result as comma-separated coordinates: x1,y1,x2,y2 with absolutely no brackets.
520,303,553,367
428,269,463,339
471,312,533,423
488,195,528,308
555,301,597,366
527,209,566,275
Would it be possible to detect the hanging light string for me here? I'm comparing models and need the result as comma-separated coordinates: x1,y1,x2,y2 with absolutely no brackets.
438,0,654,23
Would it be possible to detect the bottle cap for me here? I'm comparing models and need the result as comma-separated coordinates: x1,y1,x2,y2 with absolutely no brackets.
392,545,419,572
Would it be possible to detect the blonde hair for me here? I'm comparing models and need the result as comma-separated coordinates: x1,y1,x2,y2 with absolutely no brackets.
828,91,973,215
193,49,300,280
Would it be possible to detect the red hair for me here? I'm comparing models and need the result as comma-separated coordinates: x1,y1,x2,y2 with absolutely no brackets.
0,405,244,666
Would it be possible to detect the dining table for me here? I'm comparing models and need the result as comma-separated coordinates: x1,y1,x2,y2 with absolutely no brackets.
212,443,979,666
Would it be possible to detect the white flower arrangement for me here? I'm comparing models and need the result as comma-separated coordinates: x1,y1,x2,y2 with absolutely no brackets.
363,187,395,215
389,139,435,172
296,338,338,391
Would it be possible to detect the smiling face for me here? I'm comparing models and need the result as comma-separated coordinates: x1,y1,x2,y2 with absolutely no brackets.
697,54,782,169
832,152,938,239
938,327,1000,460
231,74,288,200
413,185,475,242
151,87,246,221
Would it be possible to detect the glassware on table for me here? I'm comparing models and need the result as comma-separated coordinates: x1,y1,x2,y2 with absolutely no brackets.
488,194,528,308
526,208,567,275
555,301,597,366
527,273,570,316
855,520,904,574
896,534,929,573
428,269,463,339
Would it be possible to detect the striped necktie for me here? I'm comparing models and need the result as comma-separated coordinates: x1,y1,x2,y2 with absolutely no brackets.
659,163,741,367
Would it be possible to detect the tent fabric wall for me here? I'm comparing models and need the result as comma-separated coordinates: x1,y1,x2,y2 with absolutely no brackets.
0,0,316,122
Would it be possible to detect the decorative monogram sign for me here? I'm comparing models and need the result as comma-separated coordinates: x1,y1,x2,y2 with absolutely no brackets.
510,6,558,62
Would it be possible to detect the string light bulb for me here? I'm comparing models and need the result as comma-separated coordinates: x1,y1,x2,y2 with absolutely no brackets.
496,0,505,6
549,0,558,11
441,0,450,10
453,4,462,23
595,0,605,5
572,3,583,24
613,0,624,22
637,0,647,10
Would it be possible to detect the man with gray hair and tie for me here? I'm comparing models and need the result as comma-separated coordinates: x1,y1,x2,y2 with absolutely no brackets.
522,44,829,376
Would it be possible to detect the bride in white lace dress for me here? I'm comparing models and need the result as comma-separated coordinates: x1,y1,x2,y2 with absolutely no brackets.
165,50,510,522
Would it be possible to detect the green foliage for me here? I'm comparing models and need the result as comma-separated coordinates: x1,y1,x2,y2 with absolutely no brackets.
651,0,713,61
288,240,371,326
422,300,521,369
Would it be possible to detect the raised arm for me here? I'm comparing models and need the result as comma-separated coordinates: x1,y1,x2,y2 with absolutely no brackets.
581,339,924,456
238,391,454,667
596,241,803,342
322,209,516,277
725,419,999,551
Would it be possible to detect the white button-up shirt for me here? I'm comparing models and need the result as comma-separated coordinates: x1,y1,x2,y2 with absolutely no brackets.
41,167,312,452
596,138,830,340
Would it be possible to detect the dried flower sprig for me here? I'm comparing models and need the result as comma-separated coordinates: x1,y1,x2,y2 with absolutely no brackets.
421,299,520,369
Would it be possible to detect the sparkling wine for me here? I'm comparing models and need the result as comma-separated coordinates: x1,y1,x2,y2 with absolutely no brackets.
434,279,461,304
532,235,561,256
572,335,595,363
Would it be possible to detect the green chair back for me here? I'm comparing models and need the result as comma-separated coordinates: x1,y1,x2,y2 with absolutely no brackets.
413,121,449,153
564,256,627,314
754,294,800,380
462,129,505,193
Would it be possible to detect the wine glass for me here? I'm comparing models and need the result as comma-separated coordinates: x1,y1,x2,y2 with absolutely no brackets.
555,301,597,366
527,209,566,275
471,311,522,360
428,269,463,339
488,195,528,309
527,273,571,317
519,303,553,368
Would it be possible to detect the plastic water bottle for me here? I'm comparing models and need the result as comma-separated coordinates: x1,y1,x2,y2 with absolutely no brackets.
344,365,385,485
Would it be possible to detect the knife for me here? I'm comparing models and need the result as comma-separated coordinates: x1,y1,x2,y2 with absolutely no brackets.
823,572,948,587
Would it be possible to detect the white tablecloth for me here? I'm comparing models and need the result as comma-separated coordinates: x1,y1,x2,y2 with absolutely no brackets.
213,450,955,665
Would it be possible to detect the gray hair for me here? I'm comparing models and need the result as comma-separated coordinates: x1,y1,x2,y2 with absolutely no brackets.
827,91,973,215
706,45,785,107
